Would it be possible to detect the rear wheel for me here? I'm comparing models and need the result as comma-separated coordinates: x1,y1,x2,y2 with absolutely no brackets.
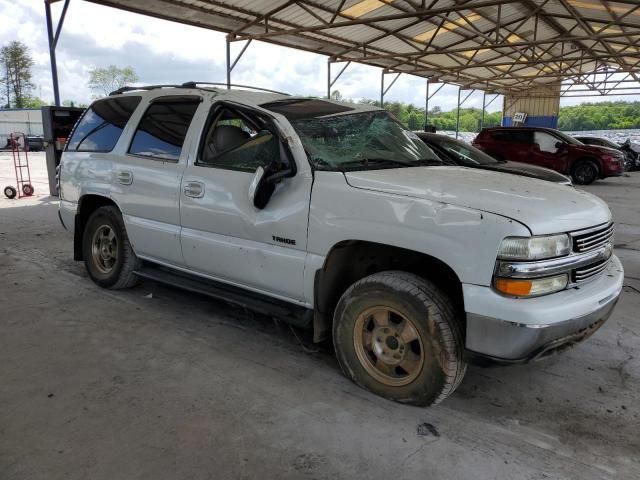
82,206,139,289
333,271,466,406
571,160,599,185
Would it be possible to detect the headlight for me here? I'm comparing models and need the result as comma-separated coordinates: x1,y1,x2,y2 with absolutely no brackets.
494,274,568,297
498,234,571,261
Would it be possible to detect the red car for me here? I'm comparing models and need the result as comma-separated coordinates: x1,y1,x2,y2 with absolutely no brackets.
473,127,626,185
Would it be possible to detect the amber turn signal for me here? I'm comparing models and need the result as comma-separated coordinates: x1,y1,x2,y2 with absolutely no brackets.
494,278,533,296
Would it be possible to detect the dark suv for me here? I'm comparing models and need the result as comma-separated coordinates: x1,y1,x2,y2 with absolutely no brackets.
473,127,626,185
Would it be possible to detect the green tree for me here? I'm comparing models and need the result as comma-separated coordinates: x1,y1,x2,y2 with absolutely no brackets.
0,41,35,108
88,65,139,97
22,96,48,108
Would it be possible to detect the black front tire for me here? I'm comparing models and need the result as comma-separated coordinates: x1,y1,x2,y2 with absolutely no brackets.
571,160,599,185
82,206,140,289
333,271,466,406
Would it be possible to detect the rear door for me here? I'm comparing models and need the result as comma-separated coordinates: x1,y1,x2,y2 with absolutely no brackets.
498,129,533,163
111,95,202,266
179,102,312,303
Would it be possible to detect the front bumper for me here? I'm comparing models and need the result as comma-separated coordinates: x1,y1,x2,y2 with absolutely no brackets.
602,161,625,177
464,255,624,362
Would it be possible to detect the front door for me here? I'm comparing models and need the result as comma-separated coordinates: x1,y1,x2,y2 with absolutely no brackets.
179,103,312,303
530,130,569,172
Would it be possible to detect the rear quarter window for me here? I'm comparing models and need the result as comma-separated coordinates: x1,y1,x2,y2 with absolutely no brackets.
66,96,141,152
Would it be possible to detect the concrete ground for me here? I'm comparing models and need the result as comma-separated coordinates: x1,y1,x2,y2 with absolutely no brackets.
1,152,639,480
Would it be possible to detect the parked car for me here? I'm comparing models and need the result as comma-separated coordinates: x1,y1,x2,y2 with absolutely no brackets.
573,136,639,172
416,132,572,185
473,127,626,185
58,86,623,406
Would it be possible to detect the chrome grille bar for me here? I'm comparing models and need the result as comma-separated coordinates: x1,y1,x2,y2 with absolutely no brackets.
572,223,614,253
574,260,609,283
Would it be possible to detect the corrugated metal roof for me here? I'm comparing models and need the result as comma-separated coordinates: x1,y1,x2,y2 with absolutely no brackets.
80,0,640,95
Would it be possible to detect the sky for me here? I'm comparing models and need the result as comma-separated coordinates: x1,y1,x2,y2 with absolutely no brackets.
1,0,636,112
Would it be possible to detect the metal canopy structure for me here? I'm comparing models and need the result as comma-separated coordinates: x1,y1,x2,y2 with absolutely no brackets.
44,0,640,115
64,0,640,96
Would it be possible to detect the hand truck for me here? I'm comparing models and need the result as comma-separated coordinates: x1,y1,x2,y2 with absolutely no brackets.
3,132,34,199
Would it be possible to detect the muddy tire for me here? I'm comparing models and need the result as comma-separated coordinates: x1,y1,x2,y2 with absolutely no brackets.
82,206,140,289
333,271,466,406
571,160,599,185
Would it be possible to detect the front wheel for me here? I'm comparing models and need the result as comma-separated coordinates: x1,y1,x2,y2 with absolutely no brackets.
571,160,599,185
82,206,140,289
333,271,466,406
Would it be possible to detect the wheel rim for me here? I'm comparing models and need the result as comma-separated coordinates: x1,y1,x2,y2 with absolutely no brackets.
91,225,118,274
574,163,594,183
353,306,425,387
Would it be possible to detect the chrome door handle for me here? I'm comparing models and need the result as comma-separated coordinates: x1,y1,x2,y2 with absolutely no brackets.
183,181,205,198
116,170,133,185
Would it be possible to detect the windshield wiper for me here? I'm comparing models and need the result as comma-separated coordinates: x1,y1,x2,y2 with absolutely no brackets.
340,157,441,169
414,158,444,166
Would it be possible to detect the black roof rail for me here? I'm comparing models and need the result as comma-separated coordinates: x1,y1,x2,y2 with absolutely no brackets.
109,84,186,95
181,82,290,96
109,83,291,97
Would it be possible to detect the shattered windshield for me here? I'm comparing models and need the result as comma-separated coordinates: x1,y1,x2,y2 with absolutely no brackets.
262,100,441,171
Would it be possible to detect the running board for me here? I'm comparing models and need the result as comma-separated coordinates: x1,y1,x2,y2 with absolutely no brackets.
134,261,313,328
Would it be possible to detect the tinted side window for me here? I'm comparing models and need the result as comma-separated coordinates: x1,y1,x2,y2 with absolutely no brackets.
129,97,201,161
66,96,141,152
492,130,532,143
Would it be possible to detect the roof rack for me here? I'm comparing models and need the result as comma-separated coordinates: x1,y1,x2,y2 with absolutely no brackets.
109,82,290,96
109,84,184,95
181,82,291,96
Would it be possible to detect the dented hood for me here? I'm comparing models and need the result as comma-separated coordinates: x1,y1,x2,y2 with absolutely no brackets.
344,166,611,235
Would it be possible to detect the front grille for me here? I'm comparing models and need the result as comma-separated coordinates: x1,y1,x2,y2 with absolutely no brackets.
572,223,614,253
573,259,609,283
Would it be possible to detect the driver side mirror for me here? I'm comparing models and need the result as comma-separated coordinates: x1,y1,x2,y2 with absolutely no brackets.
248,137,294,209
555,141,565,150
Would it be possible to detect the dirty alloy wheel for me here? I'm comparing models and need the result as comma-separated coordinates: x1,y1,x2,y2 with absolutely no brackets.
4,186,17,199
571,160,599,185
333,271,466,406
82,206,140,289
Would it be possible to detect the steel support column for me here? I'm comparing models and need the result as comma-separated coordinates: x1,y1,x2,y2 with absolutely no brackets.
481,93,500,129
380,70,401,107
327,60,351,99
455,88,475,139
226,36,252,90
424,79,429,130
44,0,70,107
481,91,486,130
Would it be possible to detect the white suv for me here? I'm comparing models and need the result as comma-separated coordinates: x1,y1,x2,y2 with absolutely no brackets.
58,84,624,406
